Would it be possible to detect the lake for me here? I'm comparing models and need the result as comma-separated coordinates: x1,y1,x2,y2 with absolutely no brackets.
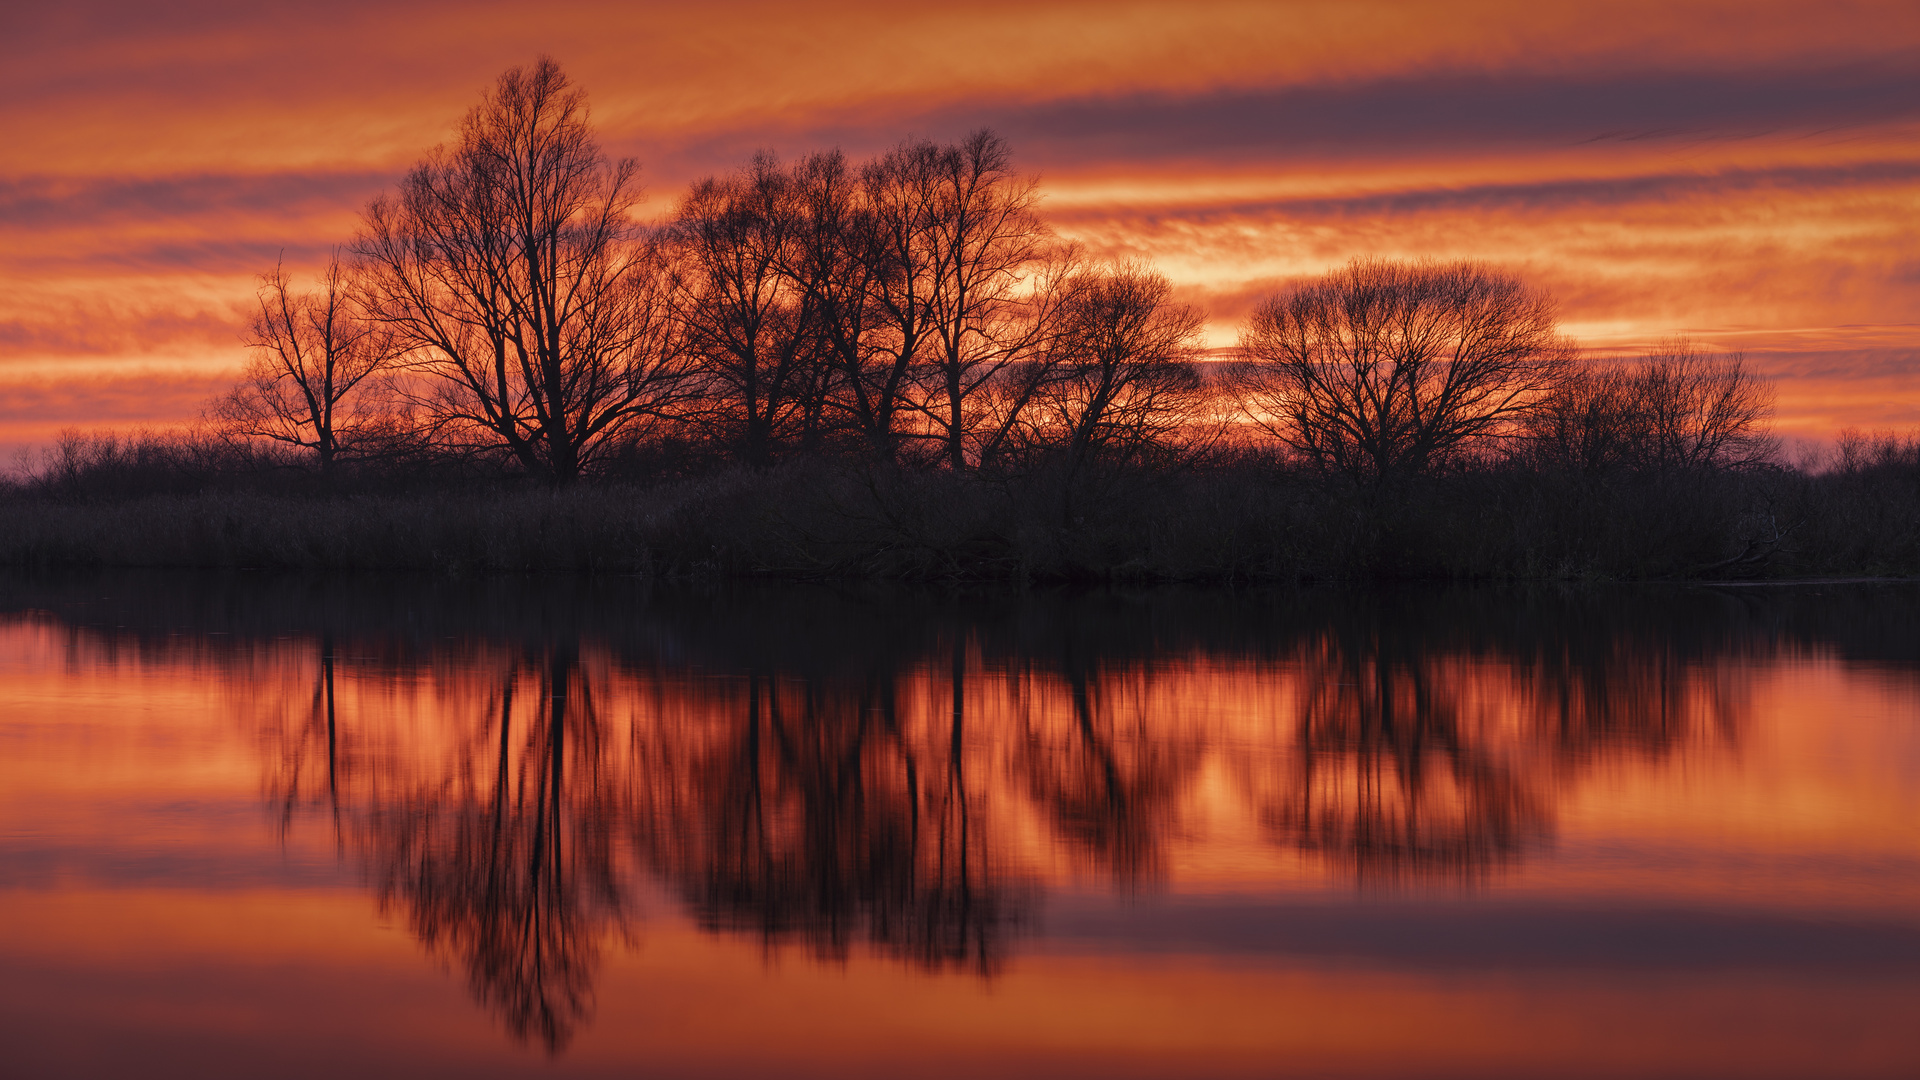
2,573,1917,1078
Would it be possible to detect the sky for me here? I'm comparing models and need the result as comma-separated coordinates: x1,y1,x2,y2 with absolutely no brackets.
2,0,1917,457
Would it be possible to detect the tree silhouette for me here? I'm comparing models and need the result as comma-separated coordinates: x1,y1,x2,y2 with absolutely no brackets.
668,154,834,463
213,256,401,474
912,132,1052,470
1235,259,1569,485
1526,339,1776,477
992,260,1215,508
355,57,686,482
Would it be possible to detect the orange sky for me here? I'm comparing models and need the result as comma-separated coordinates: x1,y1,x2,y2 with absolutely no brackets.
2,0,1917,457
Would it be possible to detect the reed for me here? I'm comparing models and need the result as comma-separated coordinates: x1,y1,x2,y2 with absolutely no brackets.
3,450,1915,581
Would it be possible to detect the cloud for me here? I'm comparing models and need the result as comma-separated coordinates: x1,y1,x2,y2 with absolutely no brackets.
1044,160,1920,225
624,55,1920,183
2,2,1917,443
0,306,243,358
0,171,391,233
0,370,235,454
10,1,1920,177
0,171,386,280
982,60,1920,166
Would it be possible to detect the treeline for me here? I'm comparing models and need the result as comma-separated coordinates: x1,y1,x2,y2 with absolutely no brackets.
5,57,1918,580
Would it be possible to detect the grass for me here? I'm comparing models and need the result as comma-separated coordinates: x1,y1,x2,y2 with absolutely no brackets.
4,453,1916,582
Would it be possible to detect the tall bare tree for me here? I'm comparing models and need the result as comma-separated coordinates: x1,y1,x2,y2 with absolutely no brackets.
1520,358,1639,475
355,57,684,482
842,139,953,464
1235,259,1569,484
1016,262,1210,476
915,131,1051,471
785,149,901,461
211,255,397,474
674,133,1051,469
668,153,832,464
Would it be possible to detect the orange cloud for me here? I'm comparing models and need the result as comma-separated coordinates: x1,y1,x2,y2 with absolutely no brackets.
2,1,1917,446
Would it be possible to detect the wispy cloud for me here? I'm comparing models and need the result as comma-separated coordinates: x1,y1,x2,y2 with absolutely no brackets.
1,1,1916,445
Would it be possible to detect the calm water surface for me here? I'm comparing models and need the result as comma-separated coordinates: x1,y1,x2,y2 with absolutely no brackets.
2,573,1917,1078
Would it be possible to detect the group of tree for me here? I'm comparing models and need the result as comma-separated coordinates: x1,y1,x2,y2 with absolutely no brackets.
215,57,1774,490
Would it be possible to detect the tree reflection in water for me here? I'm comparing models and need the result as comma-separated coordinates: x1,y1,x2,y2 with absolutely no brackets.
631,636,1032,975
144,581,1849,1051
262,641,630,1051
1265,638,1549,884
261,631,344,847
1012,657,1207,888
1240,596,1752,883
361,643,631,1051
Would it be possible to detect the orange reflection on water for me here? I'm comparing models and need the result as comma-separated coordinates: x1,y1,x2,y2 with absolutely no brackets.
3,582,1919,1075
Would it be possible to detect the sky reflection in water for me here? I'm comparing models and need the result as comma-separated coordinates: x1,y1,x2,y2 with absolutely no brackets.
2,575,1918,1077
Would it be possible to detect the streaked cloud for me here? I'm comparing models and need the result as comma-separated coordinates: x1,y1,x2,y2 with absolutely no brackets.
1,0,1916,446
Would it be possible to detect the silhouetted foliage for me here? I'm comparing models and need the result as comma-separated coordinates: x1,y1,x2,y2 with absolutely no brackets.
666,154,834,464
1005,261,1212,475
663,131,1054,469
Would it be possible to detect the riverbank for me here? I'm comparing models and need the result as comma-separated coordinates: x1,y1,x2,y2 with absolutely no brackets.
4,459,1915,582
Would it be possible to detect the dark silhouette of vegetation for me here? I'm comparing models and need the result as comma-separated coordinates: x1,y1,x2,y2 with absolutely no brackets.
354,58,687,483
1525,338,1777,477
2,56,1915,582
1232,259,1568,486
666,153,829,466
1010,261,1213,477
211,255,404,475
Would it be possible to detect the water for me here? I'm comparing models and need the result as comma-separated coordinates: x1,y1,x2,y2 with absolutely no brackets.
2,573,1917,1078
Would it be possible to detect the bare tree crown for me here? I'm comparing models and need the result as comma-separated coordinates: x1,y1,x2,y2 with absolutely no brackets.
1236,259,1567,483
354,56,682,482
1526,338,1776,475
211,254,399,473
209,62,1790,498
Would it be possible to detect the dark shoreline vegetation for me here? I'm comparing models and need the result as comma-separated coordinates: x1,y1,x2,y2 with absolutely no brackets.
5,441,1919,581
6,58,1917,582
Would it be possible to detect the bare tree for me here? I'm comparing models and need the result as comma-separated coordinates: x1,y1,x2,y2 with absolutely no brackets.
838,139,956,464
1010,261,1210,476
738,150,877,460
667,153,833,464
915,131,1052,471
211,255,397,475
741,148,898,463
1235,259,1568,484
1835,427,1920,475
355,57,685,483
1521,359,1639,476
673,132,1050,469
1631,339,1775,472
1526,340,1775,475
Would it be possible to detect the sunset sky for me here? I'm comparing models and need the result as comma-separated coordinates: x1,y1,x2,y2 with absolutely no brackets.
2,0,1917,457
